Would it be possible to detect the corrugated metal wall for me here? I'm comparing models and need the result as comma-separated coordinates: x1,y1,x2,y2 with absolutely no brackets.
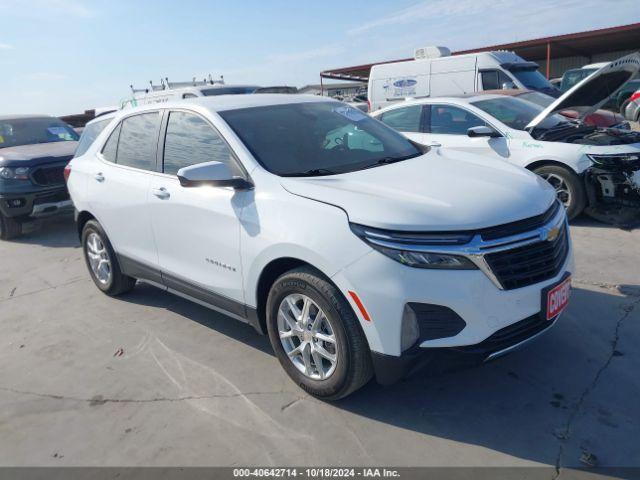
537,49,637,79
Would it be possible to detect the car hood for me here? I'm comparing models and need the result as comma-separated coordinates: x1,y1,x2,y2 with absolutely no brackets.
526,52,640,130
0,141,78,167
280,149,556,231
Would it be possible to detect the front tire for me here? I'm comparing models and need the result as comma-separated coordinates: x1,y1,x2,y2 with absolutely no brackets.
266,267,373,400
0,212,22,240
81,219,136,296
533,165,586,220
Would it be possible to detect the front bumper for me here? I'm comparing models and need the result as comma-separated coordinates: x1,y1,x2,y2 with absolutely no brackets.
331,205,574,385
0,187,73,220
372,312,560,385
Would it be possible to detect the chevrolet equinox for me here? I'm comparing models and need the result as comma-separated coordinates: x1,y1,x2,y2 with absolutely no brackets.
66,95,573,399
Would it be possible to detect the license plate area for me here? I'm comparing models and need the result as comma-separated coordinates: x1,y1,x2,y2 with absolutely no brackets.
542,273,571,321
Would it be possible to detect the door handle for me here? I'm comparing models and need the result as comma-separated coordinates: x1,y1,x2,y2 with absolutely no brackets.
94,173,105,182
152,187,170,200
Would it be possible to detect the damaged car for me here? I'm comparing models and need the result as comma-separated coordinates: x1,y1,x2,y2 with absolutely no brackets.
372,53,640,224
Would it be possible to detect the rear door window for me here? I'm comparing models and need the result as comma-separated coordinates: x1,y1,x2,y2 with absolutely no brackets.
378,105,423,132
115,112,161,171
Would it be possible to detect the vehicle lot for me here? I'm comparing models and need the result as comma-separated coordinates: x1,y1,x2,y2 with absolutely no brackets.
0,215,638,468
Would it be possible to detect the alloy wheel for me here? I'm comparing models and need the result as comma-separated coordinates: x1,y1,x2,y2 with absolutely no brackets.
540,172,572,208
277,293,338,380
86,232,112,285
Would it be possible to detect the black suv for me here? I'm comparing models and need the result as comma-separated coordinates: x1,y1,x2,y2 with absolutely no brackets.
0,115,78,239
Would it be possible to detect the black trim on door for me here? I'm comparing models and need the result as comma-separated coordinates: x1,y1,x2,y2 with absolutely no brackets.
118,254,163,285
420,104,431,133
117,253,264,334
155,109,169,173
161,271,246,318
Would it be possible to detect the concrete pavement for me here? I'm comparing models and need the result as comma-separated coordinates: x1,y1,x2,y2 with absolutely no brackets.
0,215,638,469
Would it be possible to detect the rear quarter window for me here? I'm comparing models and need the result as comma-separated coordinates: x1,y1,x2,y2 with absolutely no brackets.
101,123,121,163
115,113,161,171
75,118,111,157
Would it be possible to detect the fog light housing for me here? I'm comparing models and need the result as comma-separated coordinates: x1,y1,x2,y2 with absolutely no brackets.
401,305,420,351
7,198,26,208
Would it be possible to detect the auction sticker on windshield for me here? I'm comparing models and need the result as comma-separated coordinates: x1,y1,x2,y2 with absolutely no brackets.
544,275,571,321
333,106,367,122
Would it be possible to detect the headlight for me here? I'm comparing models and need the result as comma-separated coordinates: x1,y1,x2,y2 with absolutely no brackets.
0,167,30,180
350,223,478,270
587,153,640,167
374,246,477,269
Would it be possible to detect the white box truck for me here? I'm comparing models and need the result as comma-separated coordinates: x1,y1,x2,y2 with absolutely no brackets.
368,46,560,111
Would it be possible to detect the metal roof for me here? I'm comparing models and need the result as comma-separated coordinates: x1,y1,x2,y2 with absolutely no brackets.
321,23,640,82
0,114,54,121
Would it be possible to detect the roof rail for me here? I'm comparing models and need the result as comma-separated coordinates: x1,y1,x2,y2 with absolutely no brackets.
130,75,225,93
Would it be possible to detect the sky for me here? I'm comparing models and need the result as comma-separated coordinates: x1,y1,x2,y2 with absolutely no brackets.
0,0,639,115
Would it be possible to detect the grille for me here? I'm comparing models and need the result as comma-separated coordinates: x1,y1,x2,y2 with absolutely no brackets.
479,201,560,241
485,223,569,290
455,314,552,355
31,165,66,186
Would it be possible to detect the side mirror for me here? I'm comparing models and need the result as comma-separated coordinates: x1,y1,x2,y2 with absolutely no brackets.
177,161,253,190
501,81,517,90
467,125,501,138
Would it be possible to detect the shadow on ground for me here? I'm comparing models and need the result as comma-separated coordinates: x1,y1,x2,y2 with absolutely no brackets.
13,214,79,249
119,282,640,468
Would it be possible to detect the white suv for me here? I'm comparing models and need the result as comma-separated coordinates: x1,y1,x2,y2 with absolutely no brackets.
67,95,574,399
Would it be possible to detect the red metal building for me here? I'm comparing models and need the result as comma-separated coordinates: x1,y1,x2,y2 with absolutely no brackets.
320,23,640,84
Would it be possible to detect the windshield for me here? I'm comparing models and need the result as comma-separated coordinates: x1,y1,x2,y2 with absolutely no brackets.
219,102,422,176
561,69,596,91
509,68,554,90
471,96,568,130
201,86,259,96
517,91,554,108
0,117,79,149
74,117,112,157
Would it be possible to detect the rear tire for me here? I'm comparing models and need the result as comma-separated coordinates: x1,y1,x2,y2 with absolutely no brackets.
266,267,373,400
533,165,586,220
0,213,22,240
81,219,136,296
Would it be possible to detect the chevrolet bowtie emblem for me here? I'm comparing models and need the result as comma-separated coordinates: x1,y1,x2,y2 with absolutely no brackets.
546,226,560,242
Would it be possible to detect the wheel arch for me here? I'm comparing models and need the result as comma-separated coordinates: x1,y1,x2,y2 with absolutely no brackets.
253,257,326,335
76,210,96,240
525,159,582,175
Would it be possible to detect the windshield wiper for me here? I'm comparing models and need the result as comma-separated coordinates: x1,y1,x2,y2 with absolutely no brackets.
362,152,421,170
281,168,338,177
